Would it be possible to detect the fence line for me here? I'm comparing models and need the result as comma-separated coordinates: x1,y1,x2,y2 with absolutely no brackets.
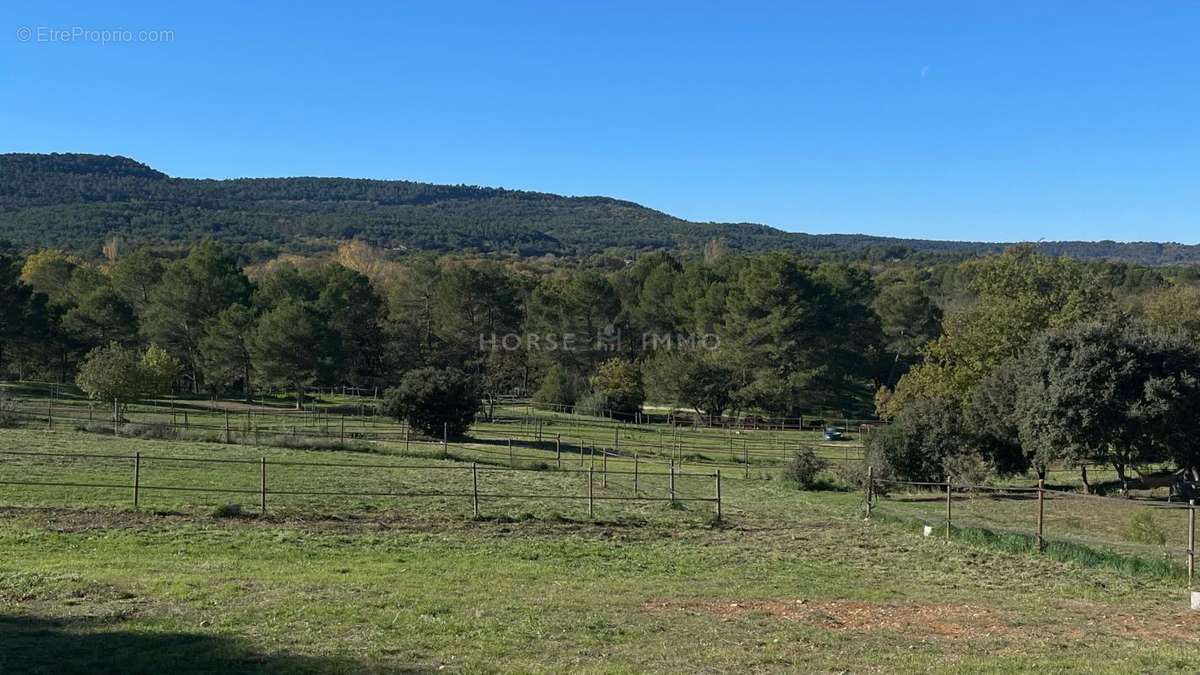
0,407,864,477
867,473,1198,587
0,448,722,520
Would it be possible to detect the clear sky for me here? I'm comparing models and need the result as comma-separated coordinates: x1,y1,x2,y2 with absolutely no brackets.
4,2,1199,243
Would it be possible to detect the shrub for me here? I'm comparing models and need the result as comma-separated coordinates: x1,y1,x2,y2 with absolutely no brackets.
830,460,891,496
589,358,644,418
942,450,992,487
533,364,577,408
573,390,608,418
784,446,826,489
382,367,481,438
211,503,244,518
119,422,177,440
864,396,964,483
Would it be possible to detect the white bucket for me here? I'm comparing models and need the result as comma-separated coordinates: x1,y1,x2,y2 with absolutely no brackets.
1191,591,1200,611
923,525,933,537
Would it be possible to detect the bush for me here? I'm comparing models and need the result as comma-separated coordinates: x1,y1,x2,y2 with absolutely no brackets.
864,396,964,483
784,446,826,489
119,422,177,440
382,367,481,438
589,358,644,418
942,450,992,487
533,364,577,408
573,390,608,418
211,503,244,519
830,460,891,496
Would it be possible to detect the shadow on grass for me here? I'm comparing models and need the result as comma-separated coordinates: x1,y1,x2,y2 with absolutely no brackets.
0,614,425,674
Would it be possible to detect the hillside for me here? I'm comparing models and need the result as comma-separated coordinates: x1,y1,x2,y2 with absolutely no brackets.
2,152,1198,264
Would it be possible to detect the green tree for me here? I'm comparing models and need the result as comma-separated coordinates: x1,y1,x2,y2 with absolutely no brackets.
200,305,256,399
382,367,481,438
885,247,1105,416
250,301,332,409
589,358,644,419
76,342,177,422
1016,320,1200,489
141,241,251,391
108,249,164,308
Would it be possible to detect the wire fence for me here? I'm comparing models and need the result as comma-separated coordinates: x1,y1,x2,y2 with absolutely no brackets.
0,393,867,475
0,448,724,521
867,474,1198,584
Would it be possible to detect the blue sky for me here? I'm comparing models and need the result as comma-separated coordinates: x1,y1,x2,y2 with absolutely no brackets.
4,2,1199,243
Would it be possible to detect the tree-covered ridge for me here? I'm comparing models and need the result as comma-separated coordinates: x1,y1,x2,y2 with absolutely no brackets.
4,153,1199,264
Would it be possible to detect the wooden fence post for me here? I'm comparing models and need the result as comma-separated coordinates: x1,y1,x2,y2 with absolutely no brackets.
1036,478,1045,552
260,456,267,514
715,470,722,521
865,465,874,519
669,459,676,504
587,465,594,518
133,452,141,509
945,480,952,542
1189,500,1195,589
472,463,480,519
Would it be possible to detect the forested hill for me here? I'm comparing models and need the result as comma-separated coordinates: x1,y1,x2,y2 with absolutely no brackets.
2,152,1198,264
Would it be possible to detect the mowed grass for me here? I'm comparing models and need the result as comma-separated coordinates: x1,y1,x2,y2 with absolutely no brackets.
2,430,1200,672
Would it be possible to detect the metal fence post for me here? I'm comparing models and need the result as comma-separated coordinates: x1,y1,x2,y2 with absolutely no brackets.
225,410,231,443
602,450,608,488
634,452,639,493
442,422,448,455
340,414,345,444
508,438,514,467
133,452,141,509
1036,478,1045,552
556,435,561,469
260,456,267,514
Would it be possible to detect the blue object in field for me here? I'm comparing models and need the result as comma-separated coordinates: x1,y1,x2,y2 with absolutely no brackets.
823,427,844,441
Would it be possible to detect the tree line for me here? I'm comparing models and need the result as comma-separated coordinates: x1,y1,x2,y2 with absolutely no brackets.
3,238,1199,454
873,247,1200,488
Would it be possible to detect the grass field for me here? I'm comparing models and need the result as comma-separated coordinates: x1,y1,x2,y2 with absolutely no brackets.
3,389,1200,672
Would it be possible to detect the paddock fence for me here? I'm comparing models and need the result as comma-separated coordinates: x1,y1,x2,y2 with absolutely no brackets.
0,448,723,522
868,474,1197,584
